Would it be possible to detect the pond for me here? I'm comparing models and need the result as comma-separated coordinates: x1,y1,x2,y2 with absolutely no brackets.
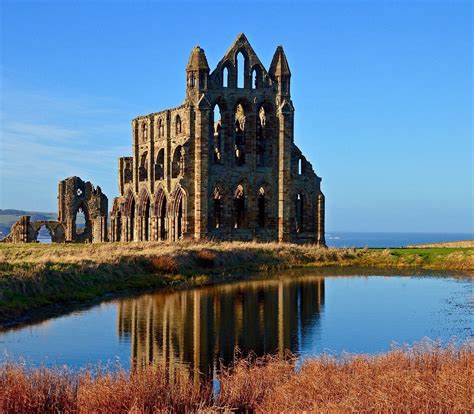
0,269,472,376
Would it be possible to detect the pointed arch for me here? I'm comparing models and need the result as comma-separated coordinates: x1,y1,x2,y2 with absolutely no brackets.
124,190,137,241
212,185,223,229
175,114,182,135
233,184,245,229
138,188,152,241
154,186,169,241
172,186,187,240
222,65,230,88
294,189,310,234
172,145,184,178
251,65,263,89
155,148,165,180
139,151,148,181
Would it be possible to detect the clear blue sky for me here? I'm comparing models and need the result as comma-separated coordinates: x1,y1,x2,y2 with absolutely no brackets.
0,0,472,233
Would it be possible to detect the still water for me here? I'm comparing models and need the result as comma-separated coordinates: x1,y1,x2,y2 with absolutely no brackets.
0,270,472,375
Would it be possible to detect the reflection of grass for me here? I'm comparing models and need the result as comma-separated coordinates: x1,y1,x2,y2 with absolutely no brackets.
1,342,471,412
0,242,472,324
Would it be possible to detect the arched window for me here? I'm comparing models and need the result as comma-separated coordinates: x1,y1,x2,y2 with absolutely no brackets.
298,158,303,175
158,118,164,138
295,192,304,233
258,187,265,228
130,198,136,241
155,149,164,180
175,115,182,135
142,123,148,142
234,185,245,229
172,146,183,178
257,106,266,167
223,67,229,88
251,69,257,89
139,151,148,181
213,187,222,229
234,103,246,165
236,52,245,88
75,207,86,235
212,105,222,164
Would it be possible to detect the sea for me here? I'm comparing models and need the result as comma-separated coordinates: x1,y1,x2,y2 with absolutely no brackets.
35,232,473,247
325,232,472,248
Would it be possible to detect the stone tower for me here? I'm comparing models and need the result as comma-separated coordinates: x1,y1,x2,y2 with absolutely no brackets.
110,34,325,245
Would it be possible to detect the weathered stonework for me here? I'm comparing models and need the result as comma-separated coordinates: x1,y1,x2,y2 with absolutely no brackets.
3,177,108,243
110,34,326,245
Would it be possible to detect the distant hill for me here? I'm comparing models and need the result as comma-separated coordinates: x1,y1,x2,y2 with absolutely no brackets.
0,209,57,238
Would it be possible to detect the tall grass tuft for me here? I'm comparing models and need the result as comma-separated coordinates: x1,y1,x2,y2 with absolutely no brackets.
1,343,471,413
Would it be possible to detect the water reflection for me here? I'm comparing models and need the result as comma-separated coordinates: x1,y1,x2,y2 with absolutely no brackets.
117,276,325,375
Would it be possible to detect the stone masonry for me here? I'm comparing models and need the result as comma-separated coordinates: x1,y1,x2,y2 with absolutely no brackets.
3,177,108,243
110,34,325,245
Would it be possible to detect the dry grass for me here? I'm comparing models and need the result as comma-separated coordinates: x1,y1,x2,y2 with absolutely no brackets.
1,343,471,413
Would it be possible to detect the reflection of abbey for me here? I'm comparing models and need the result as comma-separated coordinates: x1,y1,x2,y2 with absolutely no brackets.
111,33,325,244
118,276,325,376
3,34,325,244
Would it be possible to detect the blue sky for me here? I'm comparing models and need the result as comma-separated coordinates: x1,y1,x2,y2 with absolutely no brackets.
0,0,472,233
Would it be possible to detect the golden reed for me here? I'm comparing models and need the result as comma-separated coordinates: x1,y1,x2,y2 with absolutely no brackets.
1,342,471,413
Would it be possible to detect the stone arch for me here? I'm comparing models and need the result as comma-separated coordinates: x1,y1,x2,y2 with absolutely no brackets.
233,99,252,166
221,61,234,88
155,148,165,180
154,186,169,241
73,201,91,242
294,189,311,234
233,184,246,229
31,221,66,243
175,114,182,135
171,186,187,241
251,64,263,89
171,145,184,178
138,188,152,241
234,48,249,89
210,101,226,165
139,151,148,181
124,190,137,241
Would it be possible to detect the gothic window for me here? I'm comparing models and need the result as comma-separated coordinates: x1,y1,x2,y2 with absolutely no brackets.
257,106,266,167
258,187,265,228
234,103,246,165
142,123,148,142
236,52,245,88
213,187,222,229
252,66,262,90
75,205,87,235
155,149,164,180
234,185,245,229
298,158,303,175
139,151,148,181
175,115,182,135
295,192,304,233
172,146,183,178
223,67,229,88
157,118,164,138
212,105,222,164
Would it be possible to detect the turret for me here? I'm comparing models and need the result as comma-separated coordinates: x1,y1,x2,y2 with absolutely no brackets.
186,46,209,100
269,46,291,97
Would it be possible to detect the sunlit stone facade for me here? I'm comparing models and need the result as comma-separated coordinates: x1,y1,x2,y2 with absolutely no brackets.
110,34,325,244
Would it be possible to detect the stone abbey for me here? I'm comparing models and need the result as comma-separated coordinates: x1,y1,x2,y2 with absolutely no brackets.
110,34,325,245
4,34,325,245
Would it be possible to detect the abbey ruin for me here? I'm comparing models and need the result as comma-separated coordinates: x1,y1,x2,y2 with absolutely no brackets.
110,34,325,245
4,34,325,245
